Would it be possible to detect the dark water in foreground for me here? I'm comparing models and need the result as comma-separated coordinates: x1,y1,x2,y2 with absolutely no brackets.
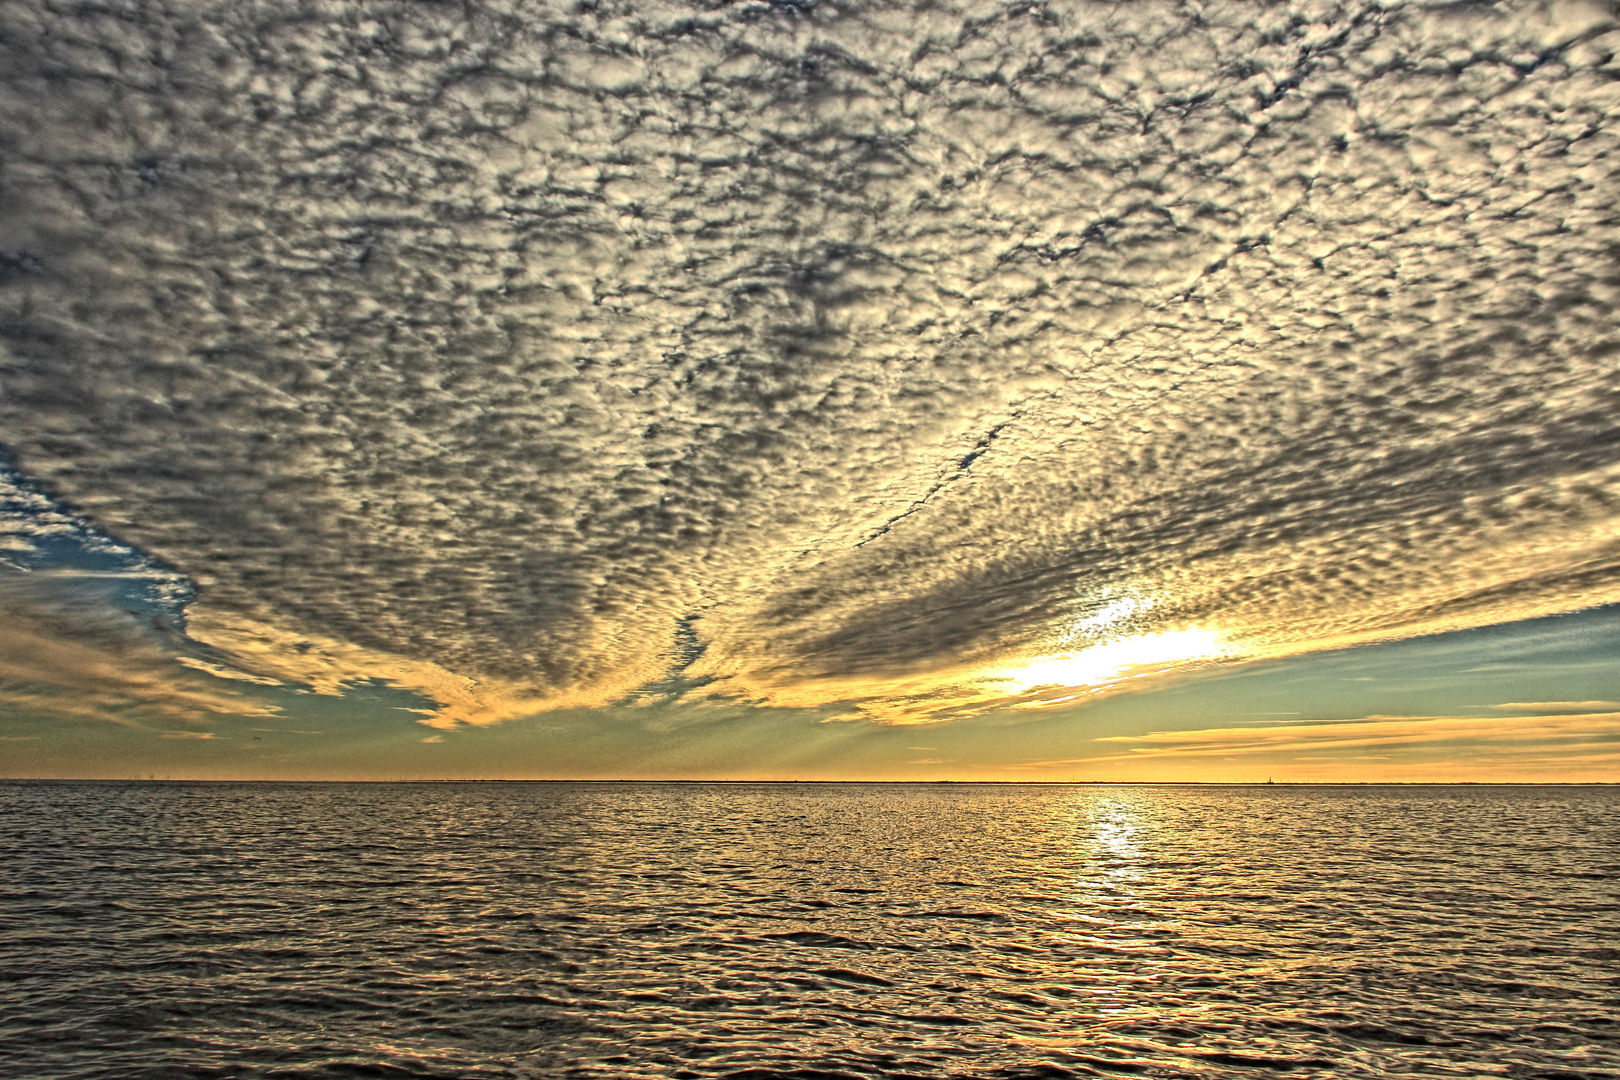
2,783,1617,1079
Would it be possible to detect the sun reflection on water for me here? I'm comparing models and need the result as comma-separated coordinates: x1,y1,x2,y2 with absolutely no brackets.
1047,794,1176,1022
1079,795,1155,897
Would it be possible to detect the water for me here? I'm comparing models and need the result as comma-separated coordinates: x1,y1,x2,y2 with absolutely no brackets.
2,782,1616,1079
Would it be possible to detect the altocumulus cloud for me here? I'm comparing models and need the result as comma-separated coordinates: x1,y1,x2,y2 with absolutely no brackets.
1,0,1618,727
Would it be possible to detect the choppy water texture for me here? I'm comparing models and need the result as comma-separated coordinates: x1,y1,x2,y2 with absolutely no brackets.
2,782,1617,1079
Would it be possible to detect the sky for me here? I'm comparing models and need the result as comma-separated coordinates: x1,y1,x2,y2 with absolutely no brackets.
1,0,1618,781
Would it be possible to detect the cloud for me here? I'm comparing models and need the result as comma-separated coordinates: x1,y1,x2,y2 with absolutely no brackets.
1,0,1618,726
0,574,281,728
175,656,286,686
1091,711,1620,759
1006,708,1620,779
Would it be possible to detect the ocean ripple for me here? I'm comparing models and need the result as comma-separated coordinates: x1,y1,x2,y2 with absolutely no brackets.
1,782,1616,1079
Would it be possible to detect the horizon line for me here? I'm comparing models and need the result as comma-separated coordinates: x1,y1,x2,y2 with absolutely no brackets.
1,777,1614,786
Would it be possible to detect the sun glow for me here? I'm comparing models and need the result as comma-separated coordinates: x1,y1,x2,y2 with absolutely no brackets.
1000,629,1225,696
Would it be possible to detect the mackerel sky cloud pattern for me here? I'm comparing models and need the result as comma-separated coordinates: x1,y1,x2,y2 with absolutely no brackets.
2,0,1618,726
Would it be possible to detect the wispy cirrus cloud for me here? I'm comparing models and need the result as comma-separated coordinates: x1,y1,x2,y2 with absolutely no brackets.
1004,707,1620,781
1490,701,1620,714
1093,711,1620,758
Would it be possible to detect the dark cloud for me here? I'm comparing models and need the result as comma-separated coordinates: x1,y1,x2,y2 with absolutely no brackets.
1,0,1618,724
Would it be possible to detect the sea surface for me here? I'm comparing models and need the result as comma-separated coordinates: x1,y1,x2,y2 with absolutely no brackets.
2,782,1616,1079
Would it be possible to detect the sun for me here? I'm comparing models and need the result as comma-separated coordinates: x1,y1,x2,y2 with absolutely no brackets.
998,629,1226,697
